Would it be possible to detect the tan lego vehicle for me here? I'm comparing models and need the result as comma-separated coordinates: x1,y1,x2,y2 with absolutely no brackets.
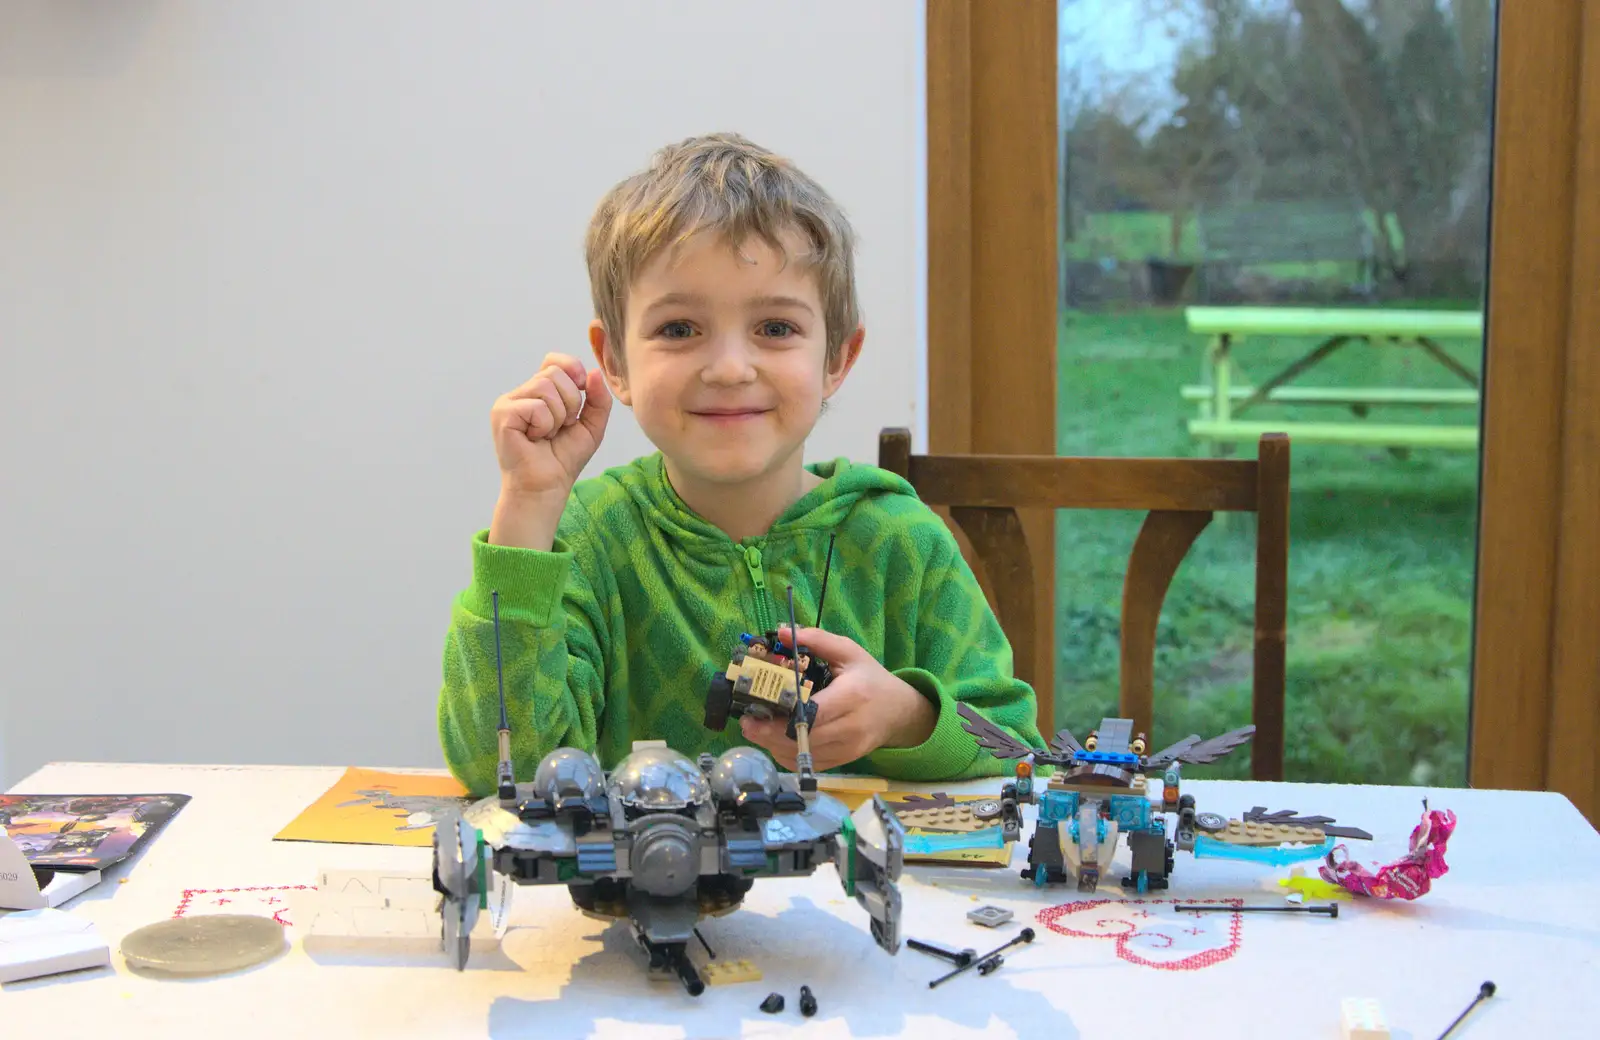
704,634,823,731
704,570,838,792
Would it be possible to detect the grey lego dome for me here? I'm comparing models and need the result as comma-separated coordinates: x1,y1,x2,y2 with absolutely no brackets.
709,747,782,802
533,748,606,805
609,746,711,812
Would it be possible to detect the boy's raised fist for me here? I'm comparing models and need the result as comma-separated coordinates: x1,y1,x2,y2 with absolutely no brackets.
491,353,613,498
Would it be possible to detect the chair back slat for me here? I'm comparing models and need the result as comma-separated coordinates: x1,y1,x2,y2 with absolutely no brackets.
880,427,1290,781
1120,510,1215,737
904,454,1260,511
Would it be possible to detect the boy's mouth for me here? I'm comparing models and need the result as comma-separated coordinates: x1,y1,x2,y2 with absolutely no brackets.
690,408,771,423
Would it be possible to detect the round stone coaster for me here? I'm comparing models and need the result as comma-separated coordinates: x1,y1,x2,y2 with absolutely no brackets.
121,914,287,975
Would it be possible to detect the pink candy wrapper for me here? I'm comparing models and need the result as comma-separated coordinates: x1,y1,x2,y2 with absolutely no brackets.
1320,806,1456,900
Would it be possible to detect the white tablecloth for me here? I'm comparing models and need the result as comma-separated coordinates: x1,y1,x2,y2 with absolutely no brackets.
4,761,1597,1039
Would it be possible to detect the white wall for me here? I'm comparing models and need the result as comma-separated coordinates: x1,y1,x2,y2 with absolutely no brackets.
0,1,928,787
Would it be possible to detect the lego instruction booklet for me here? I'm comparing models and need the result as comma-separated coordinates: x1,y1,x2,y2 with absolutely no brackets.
0,793,190,871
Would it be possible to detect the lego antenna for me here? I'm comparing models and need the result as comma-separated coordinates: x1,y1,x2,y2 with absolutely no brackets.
815,533,836,629
786,585,817,793
492,591,516,803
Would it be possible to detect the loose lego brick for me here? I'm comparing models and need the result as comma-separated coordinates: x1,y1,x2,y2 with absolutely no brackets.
1341,997,1390,1040
1278,865,1349,901
967,905,1014,927
703,958,762,985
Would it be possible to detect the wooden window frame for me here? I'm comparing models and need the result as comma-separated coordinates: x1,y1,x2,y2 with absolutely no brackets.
926,0,1600,820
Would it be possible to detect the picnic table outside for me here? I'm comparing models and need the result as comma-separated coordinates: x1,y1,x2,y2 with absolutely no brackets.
1182,306,1484,454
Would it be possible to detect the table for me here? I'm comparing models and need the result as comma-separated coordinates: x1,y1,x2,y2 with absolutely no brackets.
6,762,1599,1038
1183,307,1484,453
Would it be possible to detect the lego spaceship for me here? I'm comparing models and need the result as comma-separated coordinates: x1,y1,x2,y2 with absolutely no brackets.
429,592,905,995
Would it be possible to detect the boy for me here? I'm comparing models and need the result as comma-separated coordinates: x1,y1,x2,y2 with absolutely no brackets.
438,133,1043,796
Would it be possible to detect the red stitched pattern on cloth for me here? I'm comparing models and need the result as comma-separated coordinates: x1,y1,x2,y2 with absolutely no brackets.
1037,898,1244,971
172,885,313,927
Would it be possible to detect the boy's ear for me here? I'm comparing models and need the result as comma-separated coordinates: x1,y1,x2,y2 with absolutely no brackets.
823,324,866,399
588,320,632,407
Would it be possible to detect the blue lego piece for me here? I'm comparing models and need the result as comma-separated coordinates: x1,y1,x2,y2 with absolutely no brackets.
726,836,767,870
1072,750,1141,767
902,829,1007,856
1038,790,1076,824
576,840,618,873
1109,794,1151,831
1192,835,1334,866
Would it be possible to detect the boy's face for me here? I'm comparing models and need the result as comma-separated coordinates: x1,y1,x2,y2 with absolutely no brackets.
590,228,862,489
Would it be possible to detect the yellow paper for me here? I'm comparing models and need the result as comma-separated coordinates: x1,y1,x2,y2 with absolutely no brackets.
274,767,471,847
815,774,891,809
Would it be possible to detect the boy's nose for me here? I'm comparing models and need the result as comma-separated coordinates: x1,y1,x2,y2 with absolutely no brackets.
701,336,758,384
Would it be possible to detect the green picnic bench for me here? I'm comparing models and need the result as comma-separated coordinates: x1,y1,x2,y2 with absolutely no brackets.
1183,307,1484,452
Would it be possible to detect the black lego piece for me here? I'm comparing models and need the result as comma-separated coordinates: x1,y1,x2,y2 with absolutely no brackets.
906,936,976,967
1436,981,1496,1040
928,928,1036,988
760,992,785,1014
799,984,818,1017
1175,903,1338,918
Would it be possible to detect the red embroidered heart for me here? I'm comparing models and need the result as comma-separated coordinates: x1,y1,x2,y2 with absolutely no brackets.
1037,898,1243,971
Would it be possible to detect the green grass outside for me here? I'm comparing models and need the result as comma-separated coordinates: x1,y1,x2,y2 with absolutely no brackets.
1054,304,1480,785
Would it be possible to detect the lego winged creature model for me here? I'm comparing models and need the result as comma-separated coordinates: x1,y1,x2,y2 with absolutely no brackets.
949,705,1372,893
430,592,905,996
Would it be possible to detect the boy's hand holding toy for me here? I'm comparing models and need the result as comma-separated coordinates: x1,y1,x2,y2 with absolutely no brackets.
740,625,938,772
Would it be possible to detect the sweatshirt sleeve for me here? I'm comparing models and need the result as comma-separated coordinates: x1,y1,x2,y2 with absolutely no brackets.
862,519,1047,782
437,500,612,797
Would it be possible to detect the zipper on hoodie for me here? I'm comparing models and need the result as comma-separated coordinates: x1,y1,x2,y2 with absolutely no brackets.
742,543,773,634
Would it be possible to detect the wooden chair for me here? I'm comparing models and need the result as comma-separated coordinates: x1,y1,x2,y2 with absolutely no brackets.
879,429,1290,781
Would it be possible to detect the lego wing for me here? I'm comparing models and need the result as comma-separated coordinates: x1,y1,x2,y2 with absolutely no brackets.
1244,807,1374,841
1146,725,1257,768
1050,727,1085,756
956,704,1035,761
834,795,905,955
431,812,484,971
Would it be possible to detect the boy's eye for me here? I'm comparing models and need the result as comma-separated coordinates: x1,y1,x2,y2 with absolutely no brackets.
655,320,696,339
759,320,799,338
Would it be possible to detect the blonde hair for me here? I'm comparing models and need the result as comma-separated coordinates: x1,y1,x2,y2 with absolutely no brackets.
585,133,859,368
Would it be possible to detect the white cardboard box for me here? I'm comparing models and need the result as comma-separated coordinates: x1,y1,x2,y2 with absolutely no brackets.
0,828,102,910
0,907,111,984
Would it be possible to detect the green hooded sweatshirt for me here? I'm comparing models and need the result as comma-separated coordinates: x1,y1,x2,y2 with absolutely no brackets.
438,453,1044,796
